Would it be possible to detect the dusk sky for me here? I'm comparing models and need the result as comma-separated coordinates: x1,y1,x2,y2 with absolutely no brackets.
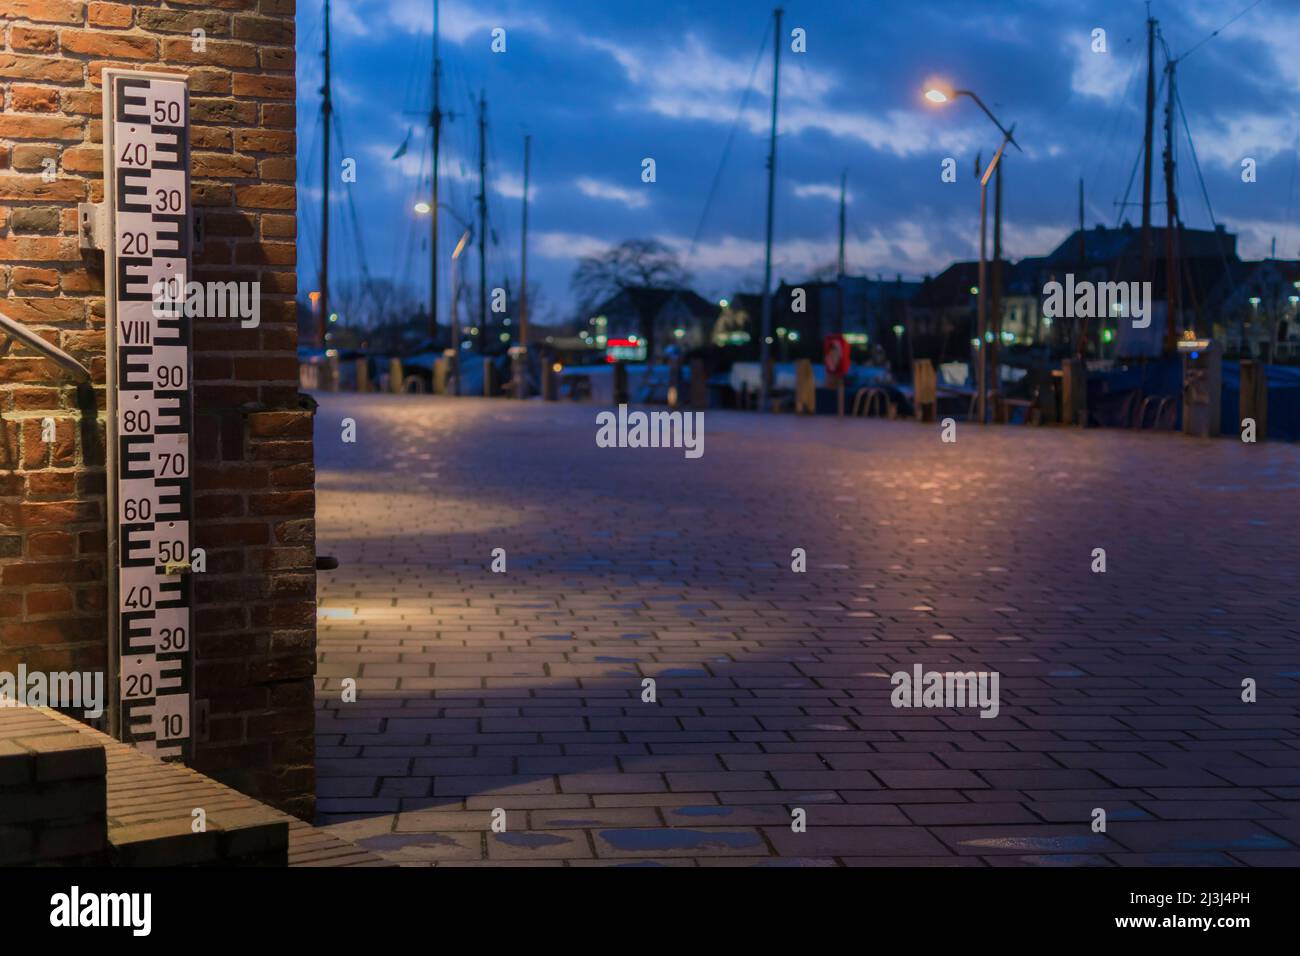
294,0,1300,325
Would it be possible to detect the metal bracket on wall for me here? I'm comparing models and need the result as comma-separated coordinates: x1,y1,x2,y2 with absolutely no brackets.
80,202,202,254
78,202,107,252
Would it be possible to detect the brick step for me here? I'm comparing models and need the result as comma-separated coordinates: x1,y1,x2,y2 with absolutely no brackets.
104,743,289,866
2,707,385,866
0,708,107,866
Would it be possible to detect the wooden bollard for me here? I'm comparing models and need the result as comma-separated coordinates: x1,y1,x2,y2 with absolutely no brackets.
912,359,936,422
794,359,815,414
689,359,707,409
389,357,403,393
539,359,555,401
1060,357,1087,426
355,357,369,393
613,363,629,405
1240,359,1267,440
326,351,340,393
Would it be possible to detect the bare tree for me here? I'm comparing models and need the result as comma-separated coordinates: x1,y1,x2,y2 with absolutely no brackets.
570,240,691,354
570,239,691,307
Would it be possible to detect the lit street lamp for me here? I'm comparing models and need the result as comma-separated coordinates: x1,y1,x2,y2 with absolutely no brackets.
925,82,1021,424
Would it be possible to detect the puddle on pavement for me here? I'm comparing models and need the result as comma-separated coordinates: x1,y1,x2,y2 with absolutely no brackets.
599,828,762,852
1173,833,1290,851
494,832,572,849
670,806,734,817
359,833,461,851
960,835,1107,852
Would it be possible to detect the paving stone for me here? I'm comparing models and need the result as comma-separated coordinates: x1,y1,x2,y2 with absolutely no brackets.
312,395,1300,866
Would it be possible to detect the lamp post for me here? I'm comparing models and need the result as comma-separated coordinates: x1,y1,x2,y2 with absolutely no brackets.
925,84,1021,424
449,226,473,396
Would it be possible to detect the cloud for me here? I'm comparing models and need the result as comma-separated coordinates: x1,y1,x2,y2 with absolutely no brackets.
331,0,551,43
1184,113,1298,169
647,223,947,281
1218,215,1300,261
793,182,849,202
1065,30,1134,102
574,177,650,209
582,31,973,157
493,171,532,201
531,230,619,260
362,141,424,190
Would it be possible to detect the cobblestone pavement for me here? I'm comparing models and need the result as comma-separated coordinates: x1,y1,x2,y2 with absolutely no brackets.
311,393,1300,866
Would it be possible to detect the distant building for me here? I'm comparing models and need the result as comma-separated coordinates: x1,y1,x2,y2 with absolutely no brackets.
815,275,921,350
585,287,719,359
717,276,920,366
906,261,1001,364
1027,223,1239,356
1209,258,1300,360
913,223,1250,361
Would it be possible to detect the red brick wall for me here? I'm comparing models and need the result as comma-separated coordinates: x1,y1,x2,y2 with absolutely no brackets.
0,0,316,818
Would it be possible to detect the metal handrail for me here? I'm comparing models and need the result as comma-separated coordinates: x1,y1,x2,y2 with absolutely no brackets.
0,310,92,384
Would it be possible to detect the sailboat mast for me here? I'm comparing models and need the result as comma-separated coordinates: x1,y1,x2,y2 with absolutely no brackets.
477,92,487,354
758,7,783,412
837,171,846,278
430,0,442,341
837,169,846,335
1141,10,1156,284
1163,56,1179,354
520,134,531,350
319,0,332,347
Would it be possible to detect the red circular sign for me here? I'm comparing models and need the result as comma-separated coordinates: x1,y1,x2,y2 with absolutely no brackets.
823,333,850,377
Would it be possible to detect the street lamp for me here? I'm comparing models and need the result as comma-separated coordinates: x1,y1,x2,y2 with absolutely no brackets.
924,85,1021,149
924,82,1021,424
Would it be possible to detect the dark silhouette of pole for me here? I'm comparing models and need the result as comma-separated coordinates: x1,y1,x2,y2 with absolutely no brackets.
516,134,531,399
990,154,1003,406
758,7,782,412
519,134,530,349
1141,11,1156,284
1163,59,1179,354
977,160,987,423
430,0,442,342
319,0,332,347
926,87,1021,420
976,132,1011,424
837,170,846,278
836,169,846,335
450,228,471,396
1077,177,1086,355
476,92,487,354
